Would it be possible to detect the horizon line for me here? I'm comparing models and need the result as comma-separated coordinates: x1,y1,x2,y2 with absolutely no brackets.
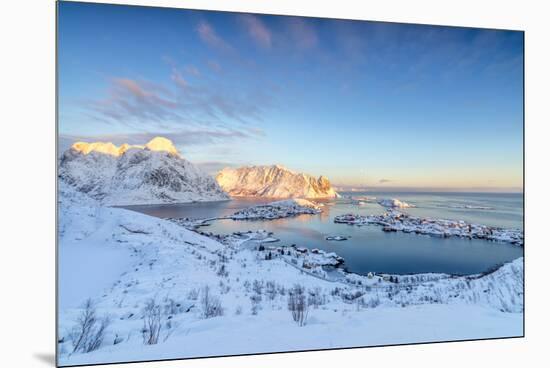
334,186,524,194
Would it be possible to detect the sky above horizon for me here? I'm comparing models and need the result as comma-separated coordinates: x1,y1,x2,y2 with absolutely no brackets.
58,2,524,192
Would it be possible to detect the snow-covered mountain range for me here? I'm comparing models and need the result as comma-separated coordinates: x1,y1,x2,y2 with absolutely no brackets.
216,165,338,199
59,137,229,205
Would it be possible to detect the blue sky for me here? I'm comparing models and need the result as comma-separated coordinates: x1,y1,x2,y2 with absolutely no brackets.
58,2,524,191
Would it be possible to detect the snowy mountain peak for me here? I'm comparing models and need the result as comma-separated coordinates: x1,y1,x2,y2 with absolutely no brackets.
71,141,123,156
59,138,228,205
216,165,338,199
144,137,180,156
70,136,180,158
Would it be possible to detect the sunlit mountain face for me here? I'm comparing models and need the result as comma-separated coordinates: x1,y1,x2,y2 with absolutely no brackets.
216,165,339,199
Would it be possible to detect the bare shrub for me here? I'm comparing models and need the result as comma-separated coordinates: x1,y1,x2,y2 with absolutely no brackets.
252,280,263,295
288,284,308,326
163,298,182,316
217,264,229,277
70,299,111,354
308,287,326,308
367,296,381,308
355,297,368,310
266,281,277,301
219,280,230,294
201,286,223,318
341,290,365,303
250,294,262,315
218,251,229,263
142,299,162,345
187,288,199,301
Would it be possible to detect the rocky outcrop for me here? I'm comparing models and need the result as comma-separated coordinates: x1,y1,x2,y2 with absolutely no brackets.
216,165,338,199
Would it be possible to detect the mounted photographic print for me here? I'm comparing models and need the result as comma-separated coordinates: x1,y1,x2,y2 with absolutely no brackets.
56,1,524,366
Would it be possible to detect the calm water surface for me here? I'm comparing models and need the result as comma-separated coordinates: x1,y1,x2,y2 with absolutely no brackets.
124,192,523,275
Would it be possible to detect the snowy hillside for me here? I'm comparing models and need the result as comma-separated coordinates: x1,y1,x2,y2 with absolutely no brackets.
58,182,523,365
59,137,229,205
216,165,338,199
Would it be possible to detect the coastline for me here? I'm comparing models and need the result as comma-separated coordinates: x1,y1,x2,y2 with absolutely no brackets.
58,185,524,365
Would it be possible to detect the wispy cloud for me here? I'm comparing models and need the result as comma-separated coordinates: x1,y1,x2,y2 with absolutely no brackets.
81,63,272,130
379,179,392,184
169,68,268,124
239,14,272,48
60,125,263,151
197,21,232,52
68,59,273,163
84,78,179,125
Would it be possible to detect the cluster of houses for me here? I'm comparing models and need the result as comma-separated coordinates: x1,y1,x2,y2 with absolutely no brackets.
334,211,523,246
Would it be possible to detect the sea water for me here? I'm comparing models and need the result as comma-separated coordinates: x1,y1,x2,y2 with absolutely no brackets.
124,192,523,275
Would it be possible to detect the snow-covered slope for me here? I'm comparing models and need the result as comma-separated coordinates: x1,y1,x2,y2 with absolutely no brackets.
216,165,338,199
57,182,523,365
59,137,229,205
